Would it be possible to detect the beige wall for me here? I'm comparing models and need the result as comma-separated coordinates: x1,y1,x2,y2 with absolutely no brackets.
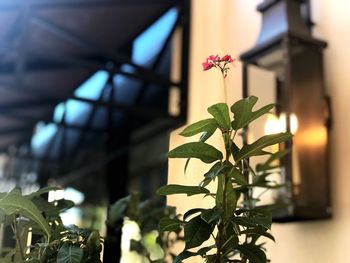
168,0,350,262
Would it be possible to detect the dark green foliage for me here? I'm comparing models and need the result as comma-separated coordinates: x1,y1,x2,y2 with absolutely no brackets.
159,96,292,262
0,188,102,263
157,185,210,196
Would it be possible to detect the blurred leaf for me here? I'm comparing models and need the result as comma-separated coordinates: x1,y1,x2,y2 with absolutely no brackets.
55,199,75,212
184,215,214,249
208,103,231,131
229,168,247,185
231,96,274,130
168,142,223,163
256,149,290,172
159,217,182,232
0,189,51,239
236,133,292,162
126,192,140,220
108,195,130,224
179,119,218,137
157,185,209,196
26,186,61,199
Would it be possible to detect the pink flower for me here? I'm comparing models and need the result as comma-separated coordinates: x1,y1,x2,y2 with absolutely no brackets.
208,54,219,61
202,54,235,76
202,61,214,71
220,54,235,63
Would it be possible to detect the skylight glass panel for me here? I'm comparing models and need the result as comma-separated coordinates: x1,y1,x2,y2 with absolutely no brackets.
133,8,178,65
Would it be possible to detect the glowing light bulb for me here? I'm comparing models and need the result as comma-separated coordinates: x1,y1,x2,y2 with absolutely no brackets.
264,114,280,135
279,113,298,134
264,113,298,135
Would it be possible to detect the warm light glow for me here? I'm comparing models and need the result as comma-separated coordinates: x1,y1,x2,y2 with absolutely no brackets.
264,114,280,135
264,113,298,135
297,127,327,147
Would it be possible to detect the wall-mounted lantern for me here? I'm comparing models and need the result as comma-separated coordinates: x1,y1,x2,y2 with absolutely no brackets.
240,0,332,221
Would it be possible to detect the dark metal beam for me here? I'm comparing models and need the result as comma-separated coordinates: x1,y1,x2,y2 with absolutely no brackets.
0,126,33,135
0,0,180,10
0,93,175,120
29,21,179,88
1,39,180,89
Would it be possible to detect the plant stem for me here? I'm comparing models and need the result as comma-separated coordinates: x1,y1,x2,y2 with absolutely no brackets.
13,216,25,261
216,131,232,263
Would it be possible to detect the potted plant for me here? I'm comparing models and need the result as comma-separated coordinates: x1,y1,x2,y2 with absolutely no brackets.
157,55,292,263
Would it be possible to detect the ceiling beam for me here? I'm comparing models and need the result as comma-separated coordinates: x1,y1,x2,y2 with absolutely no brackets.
0,126,33,135
0,94,176,120
0,0,180,9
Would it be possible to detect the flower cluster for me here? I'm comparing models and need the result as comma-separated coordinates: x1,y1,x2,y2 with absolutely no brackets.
202,54,235,77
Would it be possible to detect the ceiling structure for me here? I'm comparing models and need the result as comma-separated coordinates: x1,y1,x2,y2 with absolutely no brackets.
0,0,189,184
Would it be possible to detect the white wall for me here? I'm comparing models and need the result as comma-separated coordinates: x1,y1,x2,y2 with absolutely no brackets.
168,0,350,262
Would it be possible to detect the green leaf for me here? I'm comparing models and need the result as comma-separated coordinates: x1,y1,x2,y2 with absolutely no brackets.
173,251,197,263
159,217,182,232
236,244,267,263
208,103,231,131
197,245,216,255
184,158,191,174
222,229,239,252
231,96,274,130
229,168,248,185
256,149,290,172
183,208,205,221
234,212,272,230
57,244,83,263
168,142,223,163
201,208,222,224
253,173,270,186
240,228,275,242
204,162,226,181
0,189,51,239
223,178,237,220
184,215,215,249
156,185,209,196
216,174,224,208
236,133,292,162
179,119,218,137
230,141,240,161
199,124,218,142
